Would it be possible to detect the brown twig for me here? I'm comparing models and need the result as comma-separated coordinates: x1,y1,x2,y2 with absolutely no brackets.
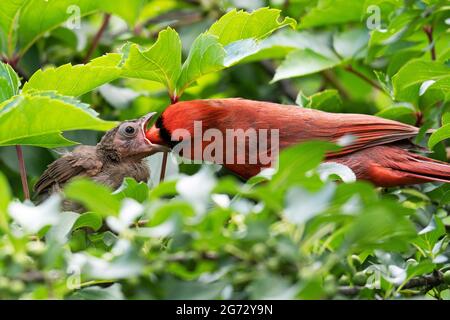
322,70,351,100
159,151,168,183
344,65,383,92
83,13,111,64
423,25,436,61
16,145,30,200
2,55,31,200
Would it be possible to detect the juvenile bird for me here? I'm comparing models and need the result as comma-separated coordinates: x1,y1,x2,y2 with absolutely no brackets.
144,98,450,187
34,114,167,202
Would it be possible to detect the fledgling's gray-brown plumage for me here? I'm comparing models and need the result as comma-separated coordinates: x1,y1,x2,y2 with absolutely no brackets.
34,114,167,210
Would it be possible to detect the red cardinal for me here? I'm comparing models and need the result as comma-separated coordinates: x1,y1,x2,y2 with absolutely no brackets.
144,98,450,187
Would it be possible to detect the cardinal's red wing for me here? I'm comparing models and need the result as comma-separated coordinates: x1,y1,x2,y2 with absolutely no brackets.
325,115,419,156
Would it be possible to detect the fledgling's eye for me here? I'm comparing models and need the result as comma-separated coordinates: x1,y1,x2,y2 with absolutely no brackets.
120,124,137,137
125,126,135,134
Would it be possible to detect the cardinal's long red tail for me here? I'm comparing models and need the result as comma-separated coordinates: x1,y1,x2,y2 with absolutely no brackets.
330,145,450,187
389,152,450,184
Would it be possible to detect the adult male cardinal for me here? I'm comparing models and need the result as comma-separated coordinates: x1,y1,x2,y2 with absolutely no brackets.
144,98,450,187
34,114,167,201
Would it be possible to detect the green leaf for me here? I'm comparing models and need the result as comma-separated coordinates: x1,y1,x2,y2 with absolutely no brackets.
0,61,20,103
375,103,417,125
271,141,339,188
8,194,62,234
392,60,450,104
69,284,124,300
247,273,298,299
0,92,116,147
300,0,365,28
0,171,11,232
428,123,450,149
99,0,147,26
65,179,121,216
208,8,296,45
113,177,149,203
122,27,182,96
73,212,103,231
345,201,417,252
272,48,340,82
0,0,26,54
17,0,100,55
296,89,342,112
332,28,369,59
23,54,122,97
177,33,226,94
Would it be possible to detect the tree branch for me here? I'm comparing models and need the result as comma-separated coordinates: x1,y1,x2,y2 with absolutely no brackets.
16,145,30,200
83,13,111,64
423,25,436,61
322,70,350,100
344,65,383,92
159,151,169,183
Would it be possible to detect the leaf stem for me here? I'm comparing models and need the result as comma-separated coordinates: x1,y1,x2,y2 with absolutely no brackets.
83,13,111,64
423,25,436,61
15,145,30,200
4,55,31,200
344,65,383,92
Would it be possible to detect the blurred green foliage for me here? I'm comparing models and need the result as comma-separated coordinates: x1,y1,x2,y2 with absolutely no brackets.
0,0,449,300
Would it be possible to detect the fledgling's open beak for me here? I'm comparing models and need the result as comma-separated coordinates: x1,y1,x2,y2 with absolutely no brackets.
137,112,170,156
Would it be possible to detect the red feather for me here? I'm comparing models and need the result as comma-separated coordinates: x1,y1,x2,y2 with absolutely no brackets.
146,98,450,186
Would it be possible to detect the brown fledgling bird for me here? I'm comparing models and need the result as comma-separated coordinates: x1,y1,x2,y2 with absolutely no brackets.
144,98,450,187
34,114,167,203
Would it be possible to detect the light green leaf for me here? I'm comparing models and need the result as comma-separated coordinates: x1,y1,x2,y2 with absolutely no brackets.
300,0,364,28
99,0,147,26
0,92,116,147
23,54,122,97
69,284,125,300
113,177,149,203
64,179,121,216
296,89,342,112
8,194,62,234
177,33,225,94
284,184,336,225
46,211,79,244
272,48,341,82
73,212,103,231
392,60,450,103
375,103,417,125
333,28,369,59
208,8,296,45
428,123,450,149
0,171,11,232
0,0,27,54
272,141,339,188
0,61,20,103
122,27,182,95
17,0,100,55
